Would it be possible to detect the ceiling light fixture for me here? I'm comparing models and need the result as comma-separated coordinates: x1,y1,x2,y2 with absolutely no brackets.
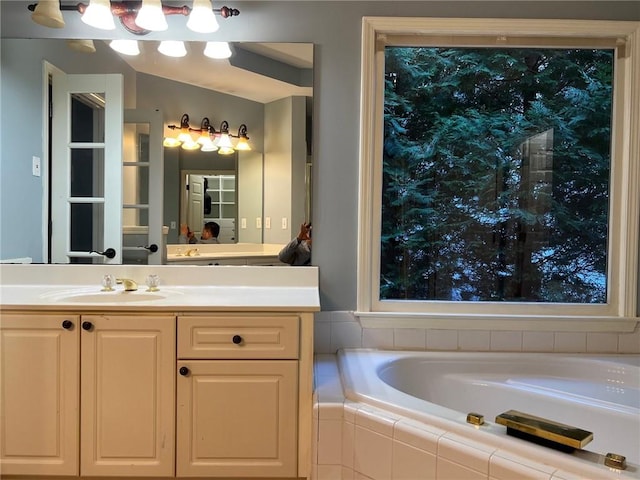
27,1,240,36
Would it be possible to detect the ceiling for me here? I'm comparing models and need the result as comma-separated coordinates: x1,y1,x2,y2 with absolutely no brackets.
107,41,314,104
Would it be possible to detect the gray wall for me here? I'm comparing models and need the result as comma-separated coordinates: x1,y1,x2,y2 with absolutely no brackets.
1,1,638,312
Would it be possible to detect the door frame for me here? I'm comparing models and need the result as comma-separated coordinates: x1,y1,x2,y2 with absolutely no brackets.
42,61,63,262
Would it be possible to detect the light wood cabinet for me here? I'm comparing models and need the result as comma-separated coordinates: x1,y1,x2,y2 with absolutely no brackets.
0,310,313,479
80,314,175,477
176,360,298,477
0,314,80,476
176,314,308,478
0,313,175,477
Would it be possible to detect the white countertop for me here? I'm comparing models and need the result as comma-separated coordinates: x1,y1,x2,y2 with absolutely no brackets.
0,264,320,312
166,243,283,263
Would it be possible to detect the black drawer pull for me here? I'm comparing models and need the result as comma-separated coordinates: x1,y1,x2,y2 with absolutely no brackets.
232,335,243,345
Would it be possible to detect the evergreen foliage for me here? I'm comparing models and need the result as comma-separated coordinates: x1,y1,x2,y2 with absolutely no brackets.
381,47,613,302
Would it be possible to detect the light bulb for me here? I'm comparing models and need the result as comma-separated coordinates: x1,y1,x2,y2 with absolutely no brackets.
181,139,201,151
67,40,96,54
81,0,115,30
204,41,232,59
31,0,65,28
235,137,251,151
110,40,140,56
158,41,187,58
163,137,181,147
187,0,219,33
135,0,168,31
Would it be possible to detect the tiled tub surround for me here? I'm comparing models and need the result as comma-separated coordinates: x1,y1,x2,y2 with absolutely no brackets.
313,311,640,354
312,353,640,480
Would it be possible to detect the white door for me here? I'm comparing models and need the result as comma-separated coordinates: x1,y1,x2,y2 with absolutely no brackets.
51,73,123,264
122,109,164,265
187,175,204,239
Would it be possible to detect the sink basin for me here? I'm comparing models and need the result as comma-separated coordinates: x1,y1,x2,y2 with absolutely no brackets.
40,288,182,303
57,292,168,303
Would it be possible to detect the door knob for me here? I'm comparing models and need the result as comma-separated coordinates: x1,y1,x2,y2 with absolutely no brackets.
62,319,74,330
90,248,116,259
139,244,159,253
81,321,93,331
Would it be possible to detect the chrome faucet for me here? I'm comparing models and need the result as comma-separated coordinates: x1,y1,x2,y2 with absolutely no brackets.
116,278,138,291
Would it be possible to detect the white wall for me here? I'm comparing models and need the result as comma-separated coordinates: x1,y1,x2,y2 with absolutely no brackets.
263,96,307,245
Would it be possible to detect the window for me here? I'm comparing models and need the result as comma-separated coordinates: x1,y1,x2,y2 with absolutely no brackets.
356,18,640,331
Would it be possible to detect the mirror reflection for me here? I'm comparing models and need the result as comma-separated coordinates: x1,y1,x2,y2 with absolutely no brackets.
2,37,313,264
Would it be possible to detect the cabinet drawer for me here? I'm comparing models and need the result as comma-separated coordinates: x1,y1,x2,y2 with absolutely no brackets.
178,315,299,359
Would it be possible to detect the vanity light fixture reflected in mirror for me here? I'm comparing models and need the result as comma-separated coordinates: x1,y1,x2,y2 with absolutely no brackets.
110,39,140,56
158,40,187,57
204,41,232,59
164,115,250,153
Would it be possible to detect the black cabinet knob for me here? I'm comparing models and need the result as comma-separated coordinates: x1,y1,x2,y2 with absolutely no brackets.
179,366,190,376
81,321,93,331
232,335,243,345
62,319,73,330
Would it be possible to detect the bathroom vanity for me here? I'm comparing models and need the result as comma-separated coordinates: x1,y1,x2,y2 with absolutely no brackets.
0,264,319,479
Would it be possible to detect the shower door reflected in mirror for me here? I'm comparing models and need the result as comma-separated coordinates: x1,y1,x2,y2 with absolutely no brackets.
122,109,164,264
51,73,123,264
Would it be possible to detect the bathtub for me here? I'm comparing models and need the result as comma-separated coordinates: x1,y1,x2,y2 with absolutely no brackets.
337,349,640,475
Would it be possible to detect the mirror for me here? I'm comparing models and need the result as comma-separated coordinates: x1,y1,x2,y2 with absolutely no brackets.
1,35,313,260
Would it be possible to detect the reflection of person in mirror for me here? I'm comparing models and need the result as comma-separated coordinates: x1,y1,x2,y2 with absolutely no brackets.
179,222,220,244
278,223,312,265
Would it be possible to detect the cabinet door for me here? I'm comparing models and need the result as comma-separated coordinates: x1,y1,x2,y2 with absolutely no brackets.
80,315,175,476
0,313,79,476
176,360,298,477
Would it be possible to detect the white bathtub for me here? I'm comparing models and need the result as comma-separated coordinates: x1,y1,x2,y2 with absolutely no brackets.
337,349,640,473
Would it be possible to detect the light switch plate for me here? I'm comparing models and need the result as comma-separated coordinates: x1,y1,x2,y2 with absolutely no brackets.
256,217,262,229
265,217,271,229
282,217,288,229
241,218,247,229
32,156,41,177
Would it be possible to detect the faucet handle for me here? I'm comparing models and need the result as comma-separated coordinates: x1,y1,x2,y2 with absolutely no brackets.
101,274,116,291
146,274,160,292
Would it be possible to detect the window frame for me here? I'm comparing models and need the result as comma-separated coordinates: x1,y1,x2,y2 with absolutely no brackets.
356,18,640,332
